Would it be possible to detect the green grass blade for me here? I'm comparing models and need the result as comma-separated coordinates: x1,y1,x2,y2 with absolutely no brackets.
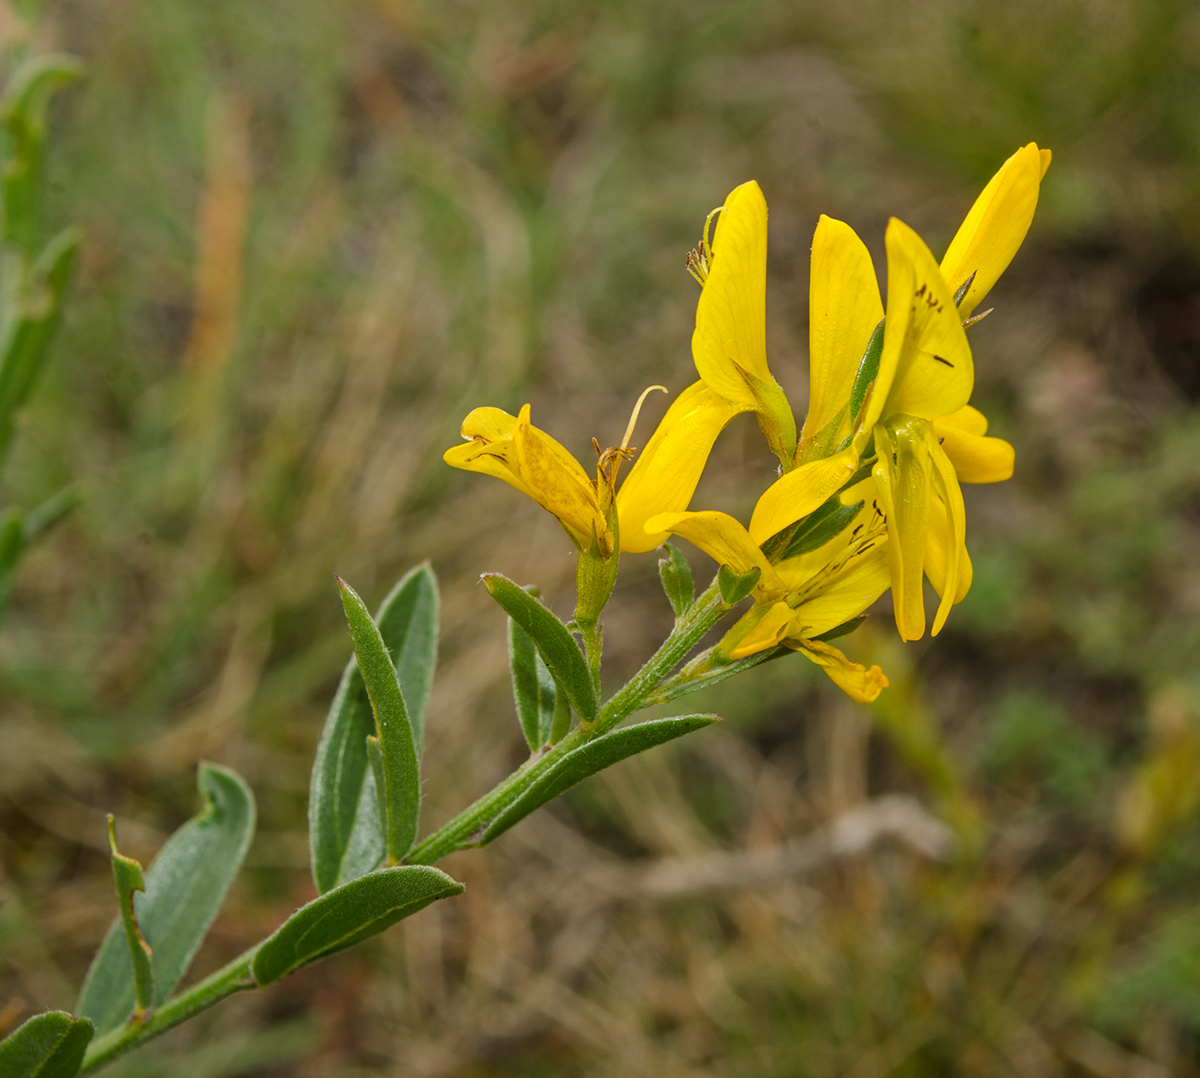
251,866,464,986
76,764,255,1035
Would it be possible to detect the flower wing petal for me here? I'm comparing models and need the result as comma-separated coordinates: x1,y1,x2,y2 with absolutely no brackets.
513,405,603,547
747,446,861,545
645,509,784,597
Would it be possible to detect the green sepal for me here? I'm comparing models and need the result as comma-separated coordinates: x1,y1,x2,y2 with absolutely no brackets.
250,866,464,986
77,764,255,1036
479,714,720,843
740,366,797,467
482,574,598,722
849,318,885,422
717,564,760,606
0,1011,93,1078
337,577,421,864
105,816,154,1017
762,496,864,564
508,615,557,751
658,543,694,617
309,563,440,893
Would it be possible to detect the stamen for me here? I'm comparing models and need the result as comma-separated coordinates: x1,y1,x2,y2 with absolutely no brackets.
620,384,668,452
685,205,723,285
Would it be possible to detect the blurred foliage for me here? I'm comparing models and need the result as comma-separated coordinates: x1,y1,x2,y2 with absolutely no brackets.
4,0,1200,1074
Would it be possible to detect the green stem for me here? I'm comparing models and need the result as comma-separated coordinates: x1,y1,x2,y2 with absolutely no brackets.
595,579,725,733
79,577,730,1073
80,949,258,1073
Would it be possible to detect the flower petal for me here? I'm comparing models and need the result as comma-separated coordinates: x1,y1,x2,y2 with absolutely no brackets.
934,414,1014,483
940,143,1050,319
873,419,931,641
794,638,889,703
617,381,748,553
728,601,796,660
927,437,966,636
802,215,883,453
867,218,974,428
748,446,862,544
924,489,972,606
692,181,771,406
445,407,536,497
512,405,604,548
645,509,785,597
787,542,890,639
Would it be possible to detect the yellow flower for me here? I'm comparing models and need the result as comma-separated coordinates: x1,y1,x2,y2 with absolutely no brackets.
752,144,1049,640
646,480,891,703
445,404,616,554
689,180,797,467
444,385,743,557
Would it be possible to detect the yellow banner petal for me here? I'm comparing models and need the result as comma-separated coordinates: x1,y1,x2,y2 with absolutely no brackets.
617,381,748,553
868,219,974,428
748,446,861,544
933,419,1014,483
794,638,889,704
692,180,770,406
802,215,883,450
645,509,785,597
940,142,1050,319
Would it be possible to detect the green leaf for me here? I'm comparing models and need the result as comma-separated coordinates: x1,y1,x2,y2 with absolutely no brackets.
482,574,598,722
480,714,720,843
77,764,255,1036
251,866,464,986
105,816,154,1017
309,565,440,894
508,616,557,750
0,1012,92,1078
658,543,694,617
337,577,420,864
717,564,760,606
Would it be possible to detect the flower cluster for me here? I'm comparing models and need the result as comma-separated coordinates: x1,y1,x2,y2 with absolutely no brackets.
446,144,1050,703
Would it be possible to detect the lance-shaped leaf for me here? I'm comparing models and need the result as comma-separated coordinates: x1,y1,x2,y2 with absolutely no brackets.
251,866,463,986
509,616,557,751
105,816,154,1018
0,1012,92,1078
309,564,440,893
658,543,694,617
481,714,719,843
483,574,598,722
77,764,255,1036
337,577,420,863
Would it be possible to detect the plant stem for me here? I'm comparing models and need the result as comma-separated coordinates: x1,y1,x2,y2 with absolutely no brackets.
78,576,730,1072
80,949,258,1073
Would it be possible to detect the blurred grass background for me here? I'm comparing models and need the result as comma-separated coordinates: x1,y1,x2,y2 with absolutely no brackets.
5,0,1200,1074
